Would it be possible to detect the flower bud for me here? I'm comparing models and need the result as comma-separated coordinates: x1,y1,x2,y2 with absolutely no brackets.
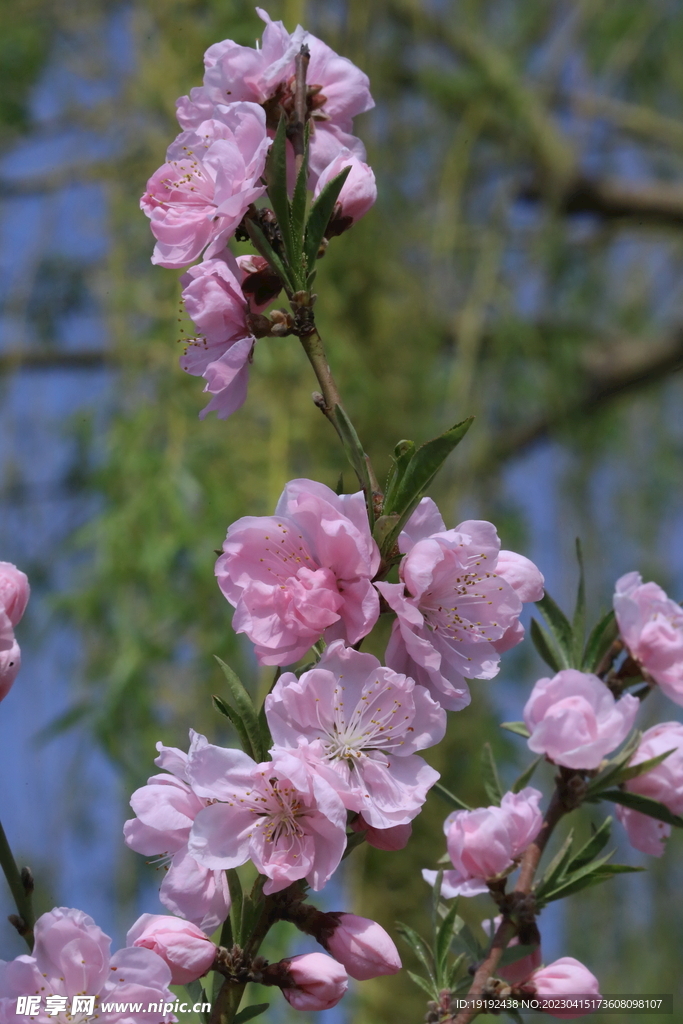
314,150,376,237
324,913,401,981
126,913,216,985
0,562,30,627
0,617,21,702
527,957,600,1019
281,952,348,1012
351,814,412,851
616,721,683,855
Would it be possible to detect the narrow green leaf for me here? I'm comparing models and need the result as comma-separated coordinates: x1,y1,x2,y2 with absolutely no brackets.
333,405,374,527
214,656,264,761
512,755,543,793
586,730,642,795
613,749,675,785
500,721,531,738
304,166,352,269
582,608,618,672
244,216,295,294
233,1004,270,1024
448,952,467,988
481,742,503,804
436,901,461,984
530,618,564,673
212,693,252,757
536,592,573,666
384,439,416,510
265,116,295,269
396,922,436,983
536,829,574,898
290,123,310,265
227,869,244,944
498,944,539,968
431,869,444,927
407,970,438,999
434,781,471,810
185,980,208,1019
572,538,586,665
566,817,611,872
598,789,683,827
452,920,485,960
540,857,643,903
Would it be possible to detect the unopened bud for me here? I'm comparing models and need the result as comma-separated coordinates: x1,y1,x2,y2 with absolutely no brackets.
126,914,216,986
324,913,401,981
278,952,348,1011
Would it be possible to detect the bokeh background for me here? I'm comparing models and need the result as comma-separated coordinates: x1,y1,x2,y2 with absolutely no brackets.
2,1,683,1021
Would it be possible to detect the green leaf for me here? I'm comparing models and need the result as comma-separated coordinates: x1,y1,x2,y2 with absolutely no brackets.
407,970,438,999
265,116,295,271
227,869,244,944
613,749,675,785
597,789,683,828
498,944,539,969
304,165,351,269
290,123,310,265
540,856,643,903
431,869,445,926
512,755,543,793
244,215,295,294
214,657,264,762
212,693,253,758
536,829,574,899
572,538,586,665
436,900,461,984
481,742,503,804
384,439,416,510
434,781,472,810
382,419,474,538
566,817,611,872
500,721,531,738
373,513,401,552
233,1005,270,1024
536,592,573,667
396,922,436,984
185,980,209,1021
586,730,642,796
530,618,564,673
333,405,374,527
448,953,467,988
582,609,618,673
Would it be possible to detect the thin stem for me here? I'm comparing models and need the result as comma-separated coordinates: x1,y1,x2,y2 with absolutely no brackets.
299,328,344,428
0,818,35,950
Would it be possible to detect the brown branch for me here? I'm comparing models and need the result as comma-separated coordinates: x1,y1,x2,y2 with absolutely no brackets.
290,45,310,178
522,172,683,227
0,350,110,373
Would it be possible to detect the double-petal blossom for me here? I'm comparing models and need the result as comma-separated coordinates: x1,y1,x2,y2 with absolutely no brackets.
376,498,544,711
265,640,444,827
216,480,380,665
187,743,347,894
123,732,230,933
141,102,269,268
614,571,683,706
615,722,683,856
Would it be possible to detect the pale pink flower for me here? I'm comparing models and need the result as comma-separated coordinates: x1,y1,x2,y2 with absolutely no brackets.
216,479,380,665
0,613,21,704
141,102,269,268
126,914,216,986
615,721,683,856
123,732,230,933
325,914,401,981
177,9,374,182
422,789,543,897
0,907,174,1024
523,670,639,770
482,916,541,986
614,571,683,705
376,498,544,711
265,640,444,827
314,150,376,235
526,957,600,1019
351,814,412,851
0,563,29,627
281,953,348,1012
187,742,347,894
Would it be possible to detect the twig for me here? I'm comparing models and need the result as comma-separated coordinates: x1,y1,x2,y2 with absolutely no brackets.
0,818,35,950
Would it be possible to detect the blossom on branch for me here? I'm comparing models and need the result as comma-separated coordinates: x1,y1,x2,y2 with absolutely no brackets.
265,640,444,827
141,102,269,268
523,670,639,770
314,150,377,236
216,480,380,665
525,957,600,1019
279,953,349,1011
614,571,683,705
422,788,543,897
0,907,175,1024
615,721,683,856
126,914,216,986
376,498,544,711
324,914,401,980
0,562,29,702
123,732,230,933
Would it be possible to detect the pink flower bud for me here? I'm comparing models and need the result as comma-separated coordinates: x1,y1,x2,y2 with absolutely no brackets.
282,952,348,1012
523,670,639,770
527,957,600,1019
615,721,683,855
0,563,29,628
351,814,412,851
314,150,376,235
325,913,401,981
126,913,216,986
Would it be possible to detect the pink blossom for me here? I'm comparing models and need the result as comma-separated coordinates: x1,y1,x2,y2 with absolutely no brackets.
325,914,401,981
314,150,376,235
187,742,347,894
523,670,639,770
422,789,543,897
126,914,216,986
0,907,174,1024
141,102,269,268
376,498,544,711
526,957,600,1019
123,732,230,933
351,814,412,850
614,571,683,705
281,953,348,1012
614,721,683,856
178,9,374,182
0,613,21,704
216,479,380,665
0,563,29,627
483,916,541,986
265,640,444,827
